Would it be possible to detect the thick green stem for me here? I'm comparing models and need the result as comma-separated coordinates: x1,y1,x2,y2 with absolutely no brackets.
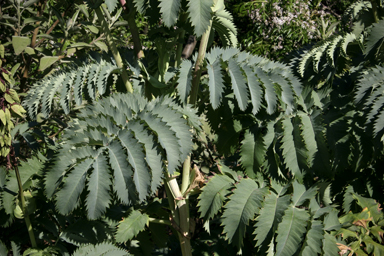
372,0,379,23
175,29,186,68
127,8,144,59
175,13,188,67
15,165,37,248
95,8,133,93
165,175,192,256
164,175,179,224
189,22,212,106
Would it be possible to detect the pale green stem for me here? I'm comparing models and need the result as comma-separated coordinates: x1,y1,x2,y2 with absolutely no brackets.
15,165,37,248
16,0,21,36
189,22,212,105
164,175,179,224
149,218,172,226
165,175,191,256
175,29,186,68
181,156,191,194
95,8,133,92
168,178,191,256
172,13,214,256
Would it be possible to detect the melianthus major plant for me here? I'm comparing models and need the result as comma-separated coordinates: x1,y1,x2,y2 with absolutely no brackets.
1,0,384,255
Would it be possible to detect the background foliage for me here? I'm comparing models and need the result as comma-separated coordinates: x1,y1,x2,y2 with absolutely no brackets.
227,0,356,60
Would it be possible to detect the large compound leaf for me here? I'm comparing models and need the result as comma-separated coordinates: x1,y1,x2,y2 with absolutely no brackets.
221,178,268,249
45,93,197,217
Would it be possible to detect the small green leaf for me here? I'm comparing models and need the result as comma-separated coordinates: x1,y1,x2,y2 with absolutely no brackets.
0,80,5,92
4,93,15,104
77,4,89,18
12,36,31,55
8,89,20,103
39,56,60,71
68,42,93,49
86,25,99,34
23,17,46,24
116,210,149,242
22,0,39,8
0,44,4,58
0,109,6,125
11,63,21,76
94,41,108,52
2,72,11,84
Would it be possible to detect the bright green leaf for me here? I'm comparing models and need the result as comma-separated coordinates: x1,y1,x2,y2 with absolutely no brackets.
39,56,60,71
12,36,31,55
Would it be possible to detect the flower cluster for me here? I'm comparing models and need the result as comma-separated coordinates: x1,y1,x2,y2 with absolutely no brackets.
244,0,336,59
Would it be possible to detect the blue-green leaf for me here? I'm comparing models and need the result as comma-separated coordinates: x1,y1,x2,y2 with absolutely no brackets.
116,210,149,242
86,153,111,219
177,60,193,104
108,141,135,205
222,178,268,249
56,158,94,215
118,131,150,202
207,58,224,109
159,0,181,27
275,207,310,256
187,0,213,37
198,174,233,220
228,58,248,111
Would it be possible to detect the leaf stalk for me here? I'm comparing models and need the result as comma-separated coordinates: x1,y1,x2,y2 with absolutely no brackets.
95,7,133,93
14,164,37,248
